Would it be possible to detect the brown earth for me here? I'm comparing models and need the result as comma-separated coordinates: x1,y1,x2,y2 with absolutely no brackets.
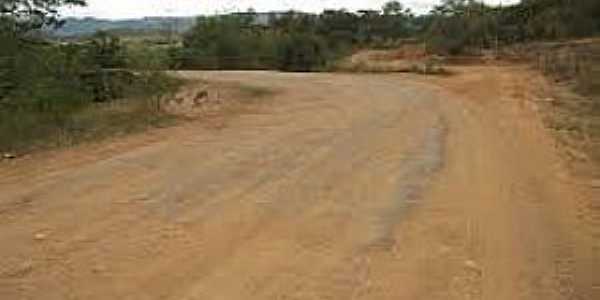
0,67,598,300
335,47,426,73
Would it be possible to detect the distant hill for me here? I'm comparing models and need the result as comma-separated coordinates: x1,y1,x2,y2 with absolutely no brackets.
50,12,311,38
50,17,197,37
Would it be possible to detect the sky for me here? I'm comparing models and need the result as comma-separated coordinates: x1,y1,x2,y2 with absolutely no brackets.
63,0,519,20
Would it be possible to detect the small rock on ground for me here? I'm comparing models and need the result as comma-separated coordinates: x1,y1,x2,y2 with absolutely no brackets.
2,153,16,160
34,233,47,241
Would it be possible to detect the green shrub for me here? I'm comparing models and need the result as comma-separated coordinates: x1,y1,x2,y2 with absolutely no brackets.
89,31,127,69
277,33,328,71
0,31,182,153
177,15,346,72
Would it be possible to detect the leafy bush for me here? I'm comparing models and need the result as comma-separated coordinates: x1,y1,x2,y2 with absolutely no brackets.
177,16,275,70
88,31,127,69
176,14,352,72
0,29,182,153
277,33,328,71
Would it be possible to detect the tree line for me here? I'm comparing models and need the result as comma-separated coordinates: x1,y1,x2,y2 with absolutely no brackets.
171,0,600,70
425,0,600,54
173,3,421,71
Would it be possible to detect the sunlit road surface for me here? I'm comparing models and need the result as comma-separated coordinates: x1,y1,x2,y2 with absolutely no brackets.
1,68,598,300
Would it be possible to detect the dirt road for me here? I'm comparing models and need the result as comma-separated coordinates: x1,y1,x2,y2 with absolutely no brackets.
0,67,598,300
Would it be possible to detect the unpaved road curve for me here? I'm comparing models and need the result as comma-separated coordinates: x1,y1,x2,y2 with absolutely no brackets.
0,68,598,300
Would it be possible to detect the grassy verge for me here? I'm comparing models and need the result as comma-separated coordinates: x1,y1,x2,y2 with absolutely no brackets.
526,40,600,176
543,87,600,169
0,71,183,156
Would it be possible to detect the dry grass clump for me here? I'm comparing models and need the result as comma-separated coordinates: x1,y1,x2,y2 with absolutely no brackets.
333,47,446,74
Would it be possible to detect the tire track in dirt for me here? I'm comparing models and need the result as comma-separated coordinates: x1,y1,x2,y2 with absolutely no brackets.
0,70,596,300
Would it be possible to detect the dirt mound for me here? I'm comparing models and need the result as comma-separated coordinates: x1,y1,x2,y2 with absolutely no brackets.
335,45,444,74
369,44,428,61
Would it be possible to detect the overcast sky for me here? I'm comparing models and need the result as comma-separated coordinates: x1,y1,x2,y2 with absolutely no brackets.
63,0,519,19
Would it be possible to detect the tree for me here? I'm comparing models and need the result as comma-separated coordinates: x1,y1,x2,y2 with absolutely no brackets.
1,0,87,104
0,0,86,34
382,1,403,16
89,31,126,69
426,0,498,54
516,0,599,39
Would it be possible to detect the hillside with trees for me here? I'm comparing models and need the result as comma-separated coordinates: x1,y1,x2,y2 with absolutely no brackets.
172,0,600,70
425,0,600,54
